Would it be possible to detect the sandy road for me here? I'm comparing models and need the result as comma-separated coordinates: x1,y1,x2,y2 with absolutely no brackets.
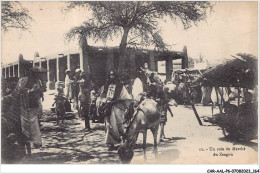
131,105,258,164
19,91,258,164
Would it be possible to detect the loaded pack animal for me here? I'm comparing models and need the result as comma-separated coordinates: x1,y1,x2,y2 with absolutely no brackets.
118,70,176,163
118,98,160,163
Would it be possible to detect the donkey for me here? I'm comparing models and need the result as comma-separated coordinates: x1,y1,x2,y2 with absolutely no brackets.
118,98,161,164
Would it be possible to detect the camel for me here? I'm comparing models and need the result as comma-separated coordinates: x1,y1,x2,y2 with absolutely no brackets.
118,98,161,164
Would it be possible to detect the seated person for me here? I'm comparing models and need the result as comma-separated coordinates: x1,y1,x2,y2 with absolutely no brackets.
236,92,257,132
223,101,238,117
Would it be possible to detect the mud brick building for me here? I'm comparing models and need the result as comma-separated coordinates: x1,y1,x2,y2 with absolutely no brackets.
2,39,188,90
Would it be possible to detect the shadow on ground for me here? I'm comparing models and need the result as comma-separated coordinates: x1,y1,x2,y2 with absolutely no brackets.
19,110,120,164
19,109,191,164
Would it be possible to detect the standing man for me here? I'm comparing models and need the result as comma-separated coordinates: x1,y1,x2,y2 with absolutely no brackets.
157,88,175,142
78,72,91,130
64,69,73,102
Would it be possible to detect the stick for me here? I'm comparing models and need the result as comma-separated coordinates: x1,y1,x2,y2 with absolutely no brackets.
188,86,203,126
191,102,203,126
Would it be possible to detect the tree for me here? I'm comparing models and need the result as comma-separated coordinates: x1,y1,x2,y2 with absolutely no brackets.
1,1,33,32
64,2,213,74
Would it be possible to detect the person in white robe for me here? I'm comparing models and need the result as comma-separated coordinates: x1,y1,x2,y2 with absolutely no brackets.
132,70,144,105
64,69,73,102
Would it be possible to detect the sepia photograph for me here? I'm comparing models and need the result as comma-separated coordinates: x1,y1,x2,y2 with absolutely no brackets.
1,0,258,173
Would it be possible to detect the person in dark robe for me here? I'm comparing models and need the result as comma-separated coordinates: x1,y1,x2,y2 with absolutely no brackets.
235,92,257,137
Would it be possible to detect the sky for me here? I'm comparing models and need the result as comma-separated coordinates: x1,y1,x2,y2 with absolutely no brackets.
1,1,258,66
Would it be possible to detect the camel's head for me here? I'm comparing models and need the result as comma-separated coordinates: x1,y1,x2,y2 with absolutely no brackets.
117,144,134,164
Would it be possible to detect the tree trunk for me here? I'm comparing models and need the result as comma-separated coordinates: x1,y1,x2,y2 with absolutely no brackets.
118,27,130,75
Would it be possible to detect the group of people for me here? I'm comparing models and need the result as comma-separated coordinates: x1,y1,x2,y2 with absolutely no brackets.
54,67,95,130
2,59,258,163
171,70,202,104
53,68,132,150
1,62,176,163
52,63,176,151
102,65,175,149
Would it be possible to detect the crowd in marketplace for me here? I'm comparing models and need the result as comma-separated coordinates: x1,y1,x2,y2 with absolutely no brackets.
1,55,258,163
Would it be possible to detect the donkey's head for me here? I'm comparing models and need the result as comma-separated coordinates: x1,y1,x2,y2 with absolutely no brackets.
118,144,134,164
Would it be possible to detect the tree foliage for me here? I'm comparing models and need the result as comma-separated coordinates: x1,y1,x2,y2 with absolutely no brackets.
1,1,33,32
64,1,213,72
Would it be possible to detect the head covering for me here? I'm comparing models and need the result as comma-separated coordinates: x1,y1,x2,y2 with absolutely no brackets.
144,63,149,69
57,86,63,93
65,69,71,73
107,70,118,84
75,68,81,73
109,70,117,79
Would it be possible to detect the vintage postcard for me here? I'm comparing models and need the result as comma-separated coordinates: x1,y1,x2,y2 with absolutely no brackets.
1,1,258,173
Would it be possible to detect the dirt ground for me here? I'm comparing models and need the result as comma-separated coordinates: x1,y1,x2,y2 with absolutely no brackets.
18,91,258,164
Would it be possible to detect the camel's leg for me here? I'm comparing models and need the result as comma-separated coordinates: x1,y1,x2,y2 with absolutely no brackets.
151,125,159,158
143,131,147,161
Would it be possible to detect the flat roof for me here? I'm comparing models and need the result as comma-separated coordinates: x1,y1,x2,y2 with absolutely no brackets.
2,61,19,68
2,46,184,67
